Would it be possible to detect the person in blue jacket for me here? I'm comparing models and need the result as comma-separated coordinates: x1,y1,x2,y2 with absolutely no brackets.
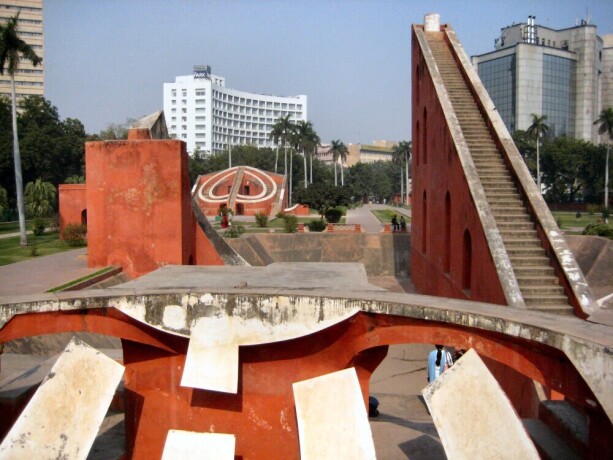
427,344,452,383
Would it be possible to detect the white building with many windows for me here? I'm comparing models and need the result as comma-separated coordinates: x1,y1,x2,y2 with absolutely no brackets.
163,66,307,154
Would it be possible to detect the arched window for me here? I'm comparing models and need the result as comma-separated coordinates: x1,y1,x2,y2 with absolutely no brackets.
423,107,428,165
444,193,451,273
422,191,427,253
462,229,472,292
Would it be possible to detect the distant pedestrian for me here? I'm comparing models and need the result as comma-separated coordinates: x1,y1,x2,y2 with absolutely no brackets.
391,215,398,232
427,344,452,383
400,216,406,232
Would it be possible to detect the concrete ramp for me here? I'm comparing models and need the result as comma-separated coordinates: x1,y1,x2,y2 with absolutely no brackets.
422,349,539,459
0,337,124,460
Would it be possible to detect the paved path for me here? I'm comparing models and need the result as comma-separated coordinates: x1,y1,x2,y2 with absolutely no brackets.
346,204,411,233
0,248,95,296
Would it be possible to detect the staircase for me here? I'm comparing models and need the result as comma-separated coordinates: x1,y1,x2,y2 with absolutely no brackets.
227,167,246,211
425,34,573,314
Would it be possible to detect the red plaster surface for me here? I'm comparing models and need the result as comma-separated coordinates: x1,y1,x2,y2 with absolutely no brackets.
410,30,507,305
58,184,86,238
85,139,194,278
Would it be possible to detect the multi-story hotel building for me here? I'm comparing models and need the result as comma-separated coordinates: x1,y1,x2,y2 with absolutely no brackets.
471,16,613,143
0,0,44,100
163,66,307,154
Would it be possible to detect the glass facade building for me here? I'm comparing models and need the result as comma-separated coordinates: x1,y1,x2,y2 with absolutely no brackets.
478,55,516,133
542,54,576,137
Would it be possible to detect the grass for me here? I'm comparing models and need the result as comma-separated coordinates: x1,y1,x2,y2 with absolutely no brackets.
46,266,116,292
0,221,23,234
551,211,604,230
0,232,79,266
371,209,411,224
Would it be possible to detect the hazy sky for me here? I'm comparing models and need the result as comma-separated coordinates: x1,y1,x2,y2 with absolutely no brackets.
45,0,613,144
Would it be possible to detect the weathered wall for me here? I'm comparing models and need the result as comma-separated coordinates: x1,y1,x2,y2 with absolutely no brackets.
228,233,411,277
86,139,194,278
411,28,507,305
58,184,86,238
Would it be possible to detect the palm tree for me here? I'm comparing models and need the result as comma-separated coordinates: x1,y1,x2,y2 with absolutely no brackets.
393,141,412,205
295,120,319,188
594,107,613,209
330,140,348,186
270,114,295,180
308,130,320,185
527,114,549,192
269,123,283,174
25,179,56,218
0,13,42,246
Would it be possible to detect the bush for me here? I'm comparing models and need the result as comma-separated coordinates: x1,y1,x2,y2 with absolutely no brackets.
223,224,245,238
336,206,348,216
254,212,268,228
582,222,613,238
282,214,298,233
62,224,87,246
587,204,598,215
307,219,327,232
324,208,342,223
32,217,47,236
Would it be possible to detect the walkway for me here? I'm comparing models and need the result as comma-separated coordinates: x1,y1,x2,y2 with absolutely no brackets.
346,204,411,233
0,248,94,296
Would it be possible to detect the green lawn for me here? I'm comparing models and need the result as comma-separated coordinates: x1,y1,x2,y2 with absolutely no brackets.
551,211,603,230
371,209,411,224
0,221,22,235
0,232,78,266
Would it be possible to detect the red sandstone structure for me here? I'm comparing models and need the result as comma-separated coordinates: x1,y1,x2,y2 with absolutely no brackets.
2,18,612,459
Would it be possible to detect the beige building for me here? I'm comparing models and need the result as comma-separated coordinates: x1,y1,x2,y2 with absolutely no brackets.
346,140,397,166
0,0,44,101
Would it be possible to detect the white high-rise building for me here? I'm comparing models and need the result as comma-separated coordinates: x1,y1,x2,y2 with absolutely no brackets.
163,66,307,154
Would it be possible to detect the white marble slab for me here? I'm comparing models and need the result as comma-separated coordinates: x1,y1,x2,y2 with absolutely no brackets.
293,367,376,460
0,337,124,460
162,430,235,460
422,349,539,460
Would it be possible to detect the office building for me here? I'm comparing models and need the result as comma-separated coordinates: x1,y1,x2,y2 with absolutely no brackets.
0,0,44,100
471,16,613,143
163,66,307,154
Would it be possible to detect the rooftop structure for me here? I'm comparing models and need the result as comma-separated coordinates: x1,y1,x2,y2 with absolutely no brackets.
0,0,44,101
471,16,613,142
163,66,307,154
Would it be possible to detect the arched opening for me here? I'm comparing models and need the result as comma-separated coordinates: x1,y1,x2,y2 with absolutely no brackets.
444,192,451,273
422,191,427,253
462,229,472,293
81,209,87,226
422,107,428,165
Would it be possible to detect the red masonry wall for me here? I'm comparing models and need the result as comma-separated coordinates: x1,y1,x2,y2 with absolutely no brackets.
58,184,86,238
85,139,194,278
410,27,507,305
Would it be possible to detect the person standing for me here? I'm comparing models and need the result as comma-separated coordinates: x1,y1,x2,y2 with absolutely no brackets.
427,344,452,383
400,216,406,232
391,215,398,232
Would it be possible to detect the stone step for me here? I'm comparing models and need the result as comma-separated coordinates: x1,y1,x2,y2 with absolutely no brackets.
490,207,528,216
510,255,551,266
539,401,588,457
504,239,545,250
523,419,582,460
526,301,574,314
505,264,555,277
497,219,533,228
520,284,566,296
499,229,538,239
495,214,533,223
507,246,547,257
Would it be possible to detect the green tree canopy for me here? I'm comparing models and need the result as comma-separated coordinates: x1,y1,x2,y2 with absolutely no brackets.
293,182,351,217
24,178,56,218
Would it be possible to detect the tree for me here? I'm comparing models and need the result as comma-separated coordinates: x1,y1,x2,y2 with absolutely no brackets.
330,139,348,186
0,12,42,245
392,141,412,205
594,107,613,208
0,185,7,219
270,114,295,181
293,182,351,218
527,114,549,191
294,120,318,189
24,178,56,218
540,137,587,203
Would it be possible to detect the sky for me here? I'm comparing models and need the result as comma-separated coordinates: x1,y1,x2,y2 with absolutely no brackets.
44,0,613,144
